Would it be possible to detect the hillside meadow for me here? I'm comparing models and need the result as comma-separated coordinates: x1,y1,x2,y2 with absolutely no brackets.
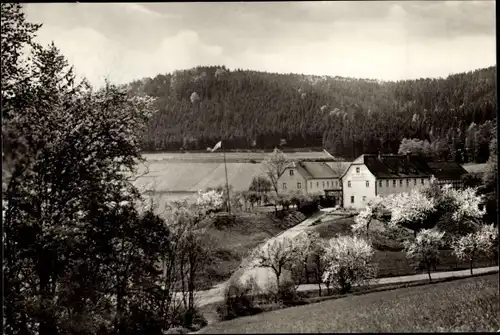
199,274,500,333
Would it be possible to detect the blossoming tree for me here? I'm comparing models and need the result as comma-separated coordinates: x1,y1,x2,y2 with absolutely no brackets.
321,235,377,294
452,224,499,274
403,229,445,281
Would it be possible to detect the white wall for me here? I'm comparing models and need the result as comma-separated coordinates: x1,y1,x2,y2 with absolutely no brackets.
342,164,376,209
376,177,431,196
306,178,341,194
278,167,307,193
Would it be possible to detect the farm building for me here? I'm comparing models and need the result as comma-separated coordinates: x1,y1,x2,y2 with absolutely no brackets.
278,161,343,206
341,153,434,209
427,161,468,189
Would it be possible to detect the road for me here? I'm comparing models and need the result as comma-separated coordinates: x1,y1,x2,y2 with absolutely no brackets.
192,210,331,307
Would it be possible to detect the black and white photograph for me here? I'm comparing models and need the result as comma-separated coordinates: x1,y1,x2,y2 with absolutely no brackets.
2,1,498,334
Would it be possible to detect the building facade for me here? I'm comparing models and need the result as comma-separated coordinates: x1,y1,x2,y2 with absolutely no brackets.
427,162,468,189
278,161,343,205
341,153,434,209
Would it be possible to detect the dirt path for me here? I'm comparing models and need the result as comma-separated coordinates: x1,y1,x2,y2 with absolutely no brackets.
192,210,329,307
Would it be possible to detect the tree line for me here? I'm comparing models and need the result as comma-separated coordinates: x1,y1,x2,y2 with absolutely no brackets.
129,64,496,162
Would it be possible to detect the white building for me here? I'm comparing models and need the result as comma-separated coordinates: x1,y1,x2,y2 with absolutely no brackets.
341,153,434,209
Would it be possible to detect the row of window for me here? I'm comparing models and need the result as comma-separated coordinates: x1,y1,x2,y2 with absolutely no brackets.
282,180,339,190
347,178,427,188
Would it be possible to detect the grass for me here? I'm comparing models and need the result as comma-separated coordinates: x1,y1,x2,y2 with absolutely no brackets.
462,163,488,174
303,215,497,282
197,211,307,290
198,274,500,333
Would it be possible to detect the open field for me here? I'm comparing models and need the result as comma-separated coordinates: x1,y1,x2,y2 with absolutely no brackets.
142,150,335,163
199,274,500,333
132,161,267,195
131,151,349,196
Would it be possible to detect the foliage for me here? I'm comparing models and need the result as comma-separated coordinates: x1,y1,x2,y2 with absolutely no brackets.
452,224,499,274
249,175,272,194
403,229,445,281
263,148,290,194
130,64,496,163
216,277,262,321
1,4,211,334
352,196,388,236
357,180,487,238
195,189,224,213
251,237,300,300
321,236,377,294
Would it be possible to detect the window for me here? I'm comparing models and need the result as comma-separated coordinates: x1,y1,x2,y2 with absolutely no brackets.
351,196,355,204
406,179,409,186
317,182,319,187
366,181,369,187
310,182,312,189
283,183,287,190
421,179,424,185
323,181,325,188
393,180,396,187
348,181,351,188
414,178,417,185
400,179,403,187
356,167,360,173
327,181,330,187
289,169,294,176
362,196,366,202
379,180,383,187
386,180,389,187
297,182,301,189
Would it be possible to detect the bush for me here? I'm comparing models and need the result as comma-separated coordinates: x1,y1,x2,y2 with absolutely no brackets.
216,278,262,321
170,306,207,331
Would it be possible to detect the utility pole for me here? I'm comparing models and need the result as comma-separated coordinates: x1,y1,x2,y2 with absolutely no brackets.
222,140,231,214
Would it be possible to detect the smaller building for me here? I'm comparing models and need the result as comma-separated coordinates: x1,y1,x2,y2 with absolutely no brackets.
278,161,343,206
427,161,468,189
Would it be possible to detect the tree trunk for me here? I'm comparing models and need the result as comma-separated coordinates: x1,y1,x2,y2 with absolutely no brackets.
427,265,432,282
304,263,309,284
470,258,474,275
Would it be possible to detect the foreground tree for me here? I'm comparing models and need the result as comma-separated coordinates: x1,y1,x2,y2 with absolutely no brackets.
403,229,445,281
321,236,377,294
2,4,211,334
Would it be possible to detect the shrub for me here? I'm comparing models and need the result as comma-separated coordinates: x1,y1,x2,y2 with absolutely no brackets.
216,277,262,321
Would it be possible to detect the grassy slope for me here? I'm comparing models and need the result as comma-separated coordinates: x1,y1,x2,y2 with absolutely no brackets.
200,274,500,333
197,211,307,290
305,215,496,280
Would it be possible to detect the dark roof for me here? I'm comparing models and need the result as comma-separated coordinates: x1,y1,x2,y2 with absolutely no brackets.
428,162,468,180
349,154,434,179
285,161,340,179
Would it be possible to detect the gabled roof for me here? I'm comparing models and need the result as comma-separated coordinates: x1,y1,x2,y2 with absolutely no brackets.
283,161,340,179
345,154,434,179
428,161,468,180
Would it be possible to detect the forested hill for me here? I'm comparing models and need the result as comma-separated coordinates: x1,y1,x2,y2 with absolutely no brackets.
128,65,497,162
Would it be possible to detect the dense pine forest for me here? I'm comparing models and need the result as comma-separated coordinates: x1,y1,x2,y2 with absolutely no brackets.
129,66,497,162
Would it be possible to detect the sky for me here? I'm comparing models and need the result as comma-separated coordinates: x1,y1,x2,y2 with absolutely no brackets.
24,1,496,88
